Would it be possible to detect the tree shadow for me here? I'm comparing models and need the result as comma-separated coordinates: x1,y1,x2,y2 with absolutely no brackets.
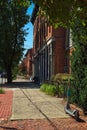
3,81,40,89
0,126,18,130
21,89,59,130
75,117,86,123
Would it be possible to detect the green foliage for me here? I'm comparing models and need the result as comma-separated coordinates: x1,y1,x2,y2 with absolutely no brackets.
33,0,87,28
40,83,47,92
58,85,67,98
17,0,30,6
45,84,56,96
0,66,3,73
52,73,73,82
50,73,74,98
0,0,30,83
40,83,67,97
40,84,56,96
0,88,5,94
12,66,19,80
71,18,87,114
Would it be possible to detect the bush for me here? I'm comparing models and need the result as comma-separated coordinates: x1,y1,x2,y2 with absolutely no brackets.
45,84,56,96
40,83,67,97
70,18,87,114
51,75,55,81
52,73,73,82
40,83,47,92
0,88,5,94
40,83,56,96
51,73,73,98
80,88,87,115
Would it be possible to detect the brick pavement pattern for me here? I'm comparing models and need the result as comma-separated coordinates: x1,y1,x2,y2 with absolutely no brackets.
0,89,87,130
0,90,13,121
0,117,87,130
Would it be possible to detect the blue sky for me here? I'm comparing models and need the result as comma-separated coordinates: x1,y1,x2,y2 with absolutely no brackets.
23,3,34,55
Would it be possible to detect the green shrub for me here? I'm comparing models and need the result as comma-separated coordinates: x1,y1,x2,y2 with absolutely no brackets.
80,88,87,115
40,83,47,92
50,73,73,98
53,73,73,82
40,83,67,97
0,88,5,94
70,19,87,114
40,83,56,96
51,75,54,81
58,85,66,97
45,84,56,96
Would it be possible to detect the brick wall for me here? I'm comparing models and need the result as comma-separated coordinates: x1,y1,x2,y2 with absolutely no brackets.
25,49,33,76
53,28,66,74
32,14,70,81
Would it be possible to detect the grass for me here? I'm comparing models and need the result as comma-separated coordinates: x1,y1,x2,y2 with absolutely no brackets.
0,88,5,94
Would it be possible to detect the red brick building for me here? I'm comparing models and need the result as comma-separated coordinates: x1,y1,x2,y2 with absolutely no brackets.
31,5,72,83
19,48,33,79
24,48,33,77
19,6,74,81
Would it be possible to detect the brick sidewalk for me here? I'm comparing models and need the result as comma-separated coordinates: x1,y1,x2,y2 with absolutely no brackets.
0,90,87,130
0,87,87,130
0,117,87,130
0,90,13,121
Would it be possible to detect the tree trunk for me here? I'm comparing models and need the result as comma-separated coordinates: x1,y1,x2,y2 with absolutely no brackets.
7,68,12,83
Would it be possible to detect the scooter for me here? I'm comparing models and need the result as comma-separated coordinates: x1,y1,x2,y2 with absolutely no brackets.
65,102,79,120
64,86,79,120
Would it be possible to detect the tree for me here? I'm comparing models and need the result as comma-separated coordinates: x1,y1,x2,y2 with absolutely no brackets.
71,18,87,114
0,0,30,83
32,0,87,28
18,0,87,27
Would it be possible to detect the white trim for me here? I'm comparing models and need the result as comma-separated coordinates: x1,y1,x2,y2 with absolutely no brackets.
34,37,55,57
47,38,53,45
47,37,55,46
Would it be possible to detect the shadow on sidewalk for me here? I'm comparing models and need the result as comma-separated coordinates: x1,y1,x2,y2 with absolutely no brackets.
0,126,18,130
2,81,40,89
76,117,86,123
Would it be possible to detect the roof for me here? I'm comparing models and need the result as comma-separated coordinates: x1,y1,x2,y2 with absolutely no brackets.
25,48,33,57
